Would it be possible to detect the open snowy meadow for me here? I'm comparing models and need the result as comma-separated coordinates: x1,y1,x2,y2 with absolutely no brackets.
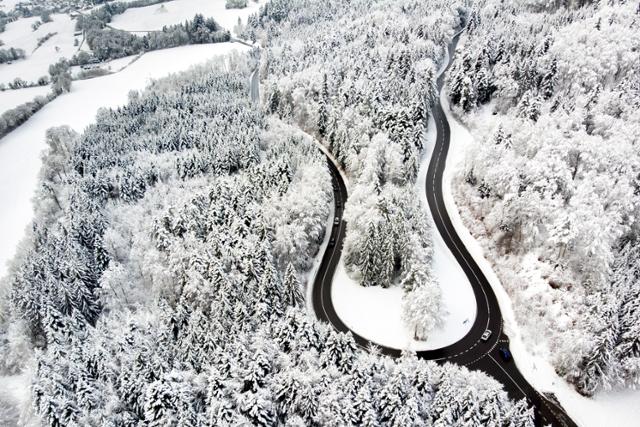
0,85,49,113
0,13,77,86
110,0,266,33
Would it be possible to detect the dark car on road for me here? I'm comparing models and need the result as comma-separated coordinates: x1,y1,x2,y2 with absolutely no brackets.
499,347,512,362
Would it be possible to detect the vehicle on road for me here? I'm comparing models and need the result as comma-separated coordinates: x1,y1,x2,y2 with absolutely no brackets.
334,217,340,225
481,329,492,342
499,347,512,362
328,237,336,247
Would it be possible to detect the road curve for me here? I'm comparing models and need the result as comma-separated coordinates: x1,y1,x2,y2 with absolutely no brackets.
247,33,576,426
307,29,577,427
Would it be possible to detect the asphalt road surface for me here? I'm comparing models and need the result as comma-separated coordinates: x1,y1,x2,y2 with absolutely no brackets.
307,29,577,427
250,66,259,104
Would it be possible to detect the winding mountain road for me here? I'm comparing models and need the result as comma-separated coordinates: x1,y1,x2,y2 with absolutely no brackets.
249,28,576,426
309,30,577,427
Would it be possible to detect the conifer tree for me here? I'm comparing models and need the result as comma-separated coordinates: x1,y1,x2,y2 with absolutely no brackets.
283,263,303,307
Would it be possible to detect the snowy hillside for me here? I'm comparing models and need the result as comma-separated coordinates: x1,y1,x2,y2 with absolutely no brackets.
0,13,77,86
0,84,48,113
110,0,266,33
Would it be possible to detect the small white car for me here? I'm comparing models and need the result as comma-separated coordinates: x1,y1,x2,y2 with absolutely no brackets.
481,329,492,342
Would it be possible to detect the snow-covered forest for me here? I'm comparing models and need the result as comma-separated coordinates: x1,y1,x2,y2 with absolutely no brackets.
0,50,535,425
247,0,466,339
448,0,640,396
3,0,639,423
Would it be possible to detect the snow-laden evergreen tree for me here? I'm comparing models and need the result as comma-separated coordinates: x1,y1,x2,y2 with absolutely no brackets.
283,263,304,307
402,276,443,340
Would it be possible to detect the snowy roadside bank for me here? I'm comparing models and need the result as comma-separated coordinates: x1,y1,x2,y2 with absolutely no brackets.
0,373,32,425
0,43,250,282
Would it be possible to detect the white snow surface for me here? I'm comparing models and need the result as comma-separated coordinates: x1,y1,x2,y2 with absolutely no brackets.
0,372,32,426
0,14,78,86
0,373,29,407
110,0,266,34
330,113,476,351
0,42,250,281
0,85,50,113
441,89,640,426
0,0,21,12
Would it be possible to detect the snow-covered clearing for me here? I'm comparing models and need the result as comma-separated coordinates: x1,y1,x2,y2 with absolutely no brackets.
0,42,250,282
0,85,50,113
0,373,30,425
331,114,476,351
0,14,78,86
441,90,640,427
110,0,266,34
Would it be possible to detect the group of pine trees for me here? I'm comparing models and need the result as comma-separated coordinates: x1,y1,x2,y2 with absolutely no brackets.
448,0,640,394
574,242,640,395
247,0,464,339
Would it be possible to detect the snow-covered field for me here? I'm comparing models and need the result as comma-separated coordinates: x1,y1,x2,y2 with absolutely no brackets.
0,14,78,86
0,0,21,11
331,116,476,351
441,90,640,427
110,0,266,33
0,85,50,113
0,42,250,282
